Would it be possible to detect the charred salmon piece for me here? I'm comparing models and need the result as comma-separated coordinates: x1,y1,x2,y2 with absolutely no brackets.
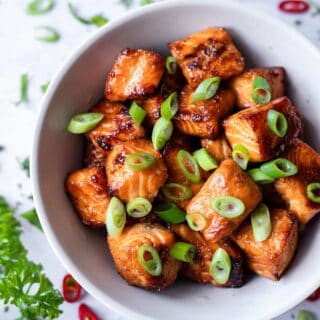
105,48,165,101
139,94,163,127
107,223,181,291
66,167,110,227
171,224,243,287
84,142,107,168
86,100,145,152
223,96,302,162
174,85,235,139
106,139,168,203
187,159,262,242
201,134,232,163
168,27,245,87
159,67,186,98
274,139,320,224
233,208,298,281
230,67,285,109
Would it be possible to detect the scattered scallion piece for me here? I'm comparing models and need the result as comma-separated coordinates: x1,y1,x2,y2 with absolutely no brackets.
177,150,201,184
169,242,196,263
186,213,207,231
67,113,104,134
193,148,218,171
247,168,275,184
41,81,50,93
129,101,147,126
106,197,126,238
125,152,155,171
161,183,193,201
160,92,178,120
151,117,173,150
26,0,55,15
154,201,186,224
252,76,271,104
137,245,162,276
210,195,245,218
165,56,177,74
232,144,249,170
260,158,297,179
191,77,220,104
16,73,28,106
140,0,153,5
267,109,288,137
21,208,43,231
307,182,320,203
126,197,152,218
20,157,30,178
35,26,60,43
210,248,231,285
296,310,316,320
251,203,272,242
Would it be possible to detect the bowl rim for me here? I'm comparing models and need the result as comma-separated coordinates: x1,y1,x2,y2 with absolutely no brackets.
31,0,320,319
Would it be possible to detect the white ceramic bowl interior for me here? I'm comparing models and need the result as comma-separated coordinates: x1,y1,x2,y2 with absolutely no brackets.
32,1,320,319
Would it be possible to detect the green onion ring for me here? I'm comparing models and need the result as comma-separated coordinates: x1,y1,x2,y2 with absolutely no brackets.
67,113,104,134
154,201,186,224
177,150,201,184
210,248,232,285
160,92,179,120
247,168,275,184
186,213,207,231
193,148,218,171
151,117,173,150
165,56,177,75
251,203,272,242
306,182,320,204
191,77,221,104
267,109,288,138
161,183,193,201
260,158,298,179
126,198,152,218
169,242,196,263
16,73,29,105
137,245,162,276
106,197,126,238
231,144,249,170
35,26,60,43
26,0,55,15
129,101,147,126
296,310,316,320
252,76,271,104
210,196,245,218
125,152,155,171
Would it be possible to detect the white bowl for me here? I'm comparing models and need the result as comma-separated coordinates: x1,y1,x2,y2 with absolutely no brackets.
31,1,320,319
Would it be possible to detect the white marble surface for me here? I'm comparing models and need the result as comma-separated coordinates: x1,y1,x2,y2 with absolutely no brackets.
0,0,319,319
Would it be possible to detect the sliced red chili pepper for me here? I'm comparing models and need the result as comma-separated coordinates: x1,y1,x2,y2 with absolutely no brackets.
62,274,82,303
307,287,320,302
79,303,100,320
279,1,309,13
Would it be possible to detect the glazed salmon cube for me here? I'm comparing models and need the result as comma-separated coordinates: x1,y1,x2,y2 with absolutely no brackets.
105,139,167,202
174,85,235,138
108,223,180,291
201,134,232,163
233,208,298,281
223,96,302,162
187,159,262,242
139,94,163,127
230,67,285,109
84,142,107,168
105,49,165,101
159,67,186,98
171,224,243,287
66,167,110,227
168,27,245,87
86,100,145,152
274,139,320,224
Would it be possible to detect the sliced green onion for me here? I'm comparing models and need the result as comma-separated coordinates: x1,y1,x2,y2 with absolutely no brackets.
231,144,249,170
186,213,207,231
247,168,275,184
106,197,126,238
191,77,220,104
307,182,320,204
154,202,186,224
267,109,288,137
90,15,109,27
193,148,218,171
161,183,193,201
251,203,272,242
252,76,271,104
177,150,201,184
160,92,178,120
140,0,153,5
151,117,173,150
35,26,60,42
210,196,245,218
125,152,155,171
137,245,162,276
40,81,50,93
126,198,152,218
165,56,177,74
296,310,316,320
26,0,55,15
129,101,147,126
210,248,231,285
260,158,298,179
16,73,28,105
67,113,104,134
169,242,196,263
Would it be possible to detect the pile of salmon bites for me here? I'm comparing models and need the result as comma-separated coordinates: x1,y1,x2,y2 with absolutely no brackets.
66,27,320,291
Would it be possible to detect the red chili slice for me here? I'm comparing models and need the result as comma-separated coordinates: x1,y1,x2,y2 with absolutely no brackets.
79,303,100,320
279,1,309,13
62,274,82,303
307,287,320,302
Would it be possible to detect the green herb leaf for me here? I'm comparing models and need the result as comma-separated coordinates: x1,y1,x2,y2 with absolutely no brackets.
140,0,153,5
26,0,55,15
41,81,50,93
35,26,60,43
20,157,30,178
21,208,43,231
0,197,63,318
16,74,28,106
